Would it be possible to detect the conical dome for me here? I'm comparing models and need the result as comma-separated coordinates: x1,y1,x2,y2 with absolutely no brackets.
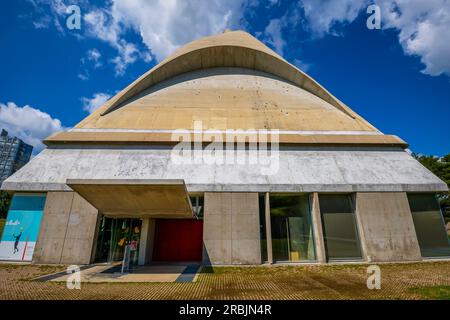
46,30,405,146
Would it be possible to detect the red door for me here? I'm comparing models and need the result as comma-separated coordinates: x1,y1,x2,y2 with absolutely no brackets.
153,219,203,262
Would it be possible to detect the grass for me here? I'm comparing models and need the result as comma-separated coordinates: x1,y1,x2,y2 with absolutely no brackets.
409,286,450,300
0,218,5,239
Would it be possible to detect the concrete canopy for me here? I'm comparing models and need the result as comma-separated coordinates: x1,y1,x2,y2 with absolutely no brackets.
66,179,194,218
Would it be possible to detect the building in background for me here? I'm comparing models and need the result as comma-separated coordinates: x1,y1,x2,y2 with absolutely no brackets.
0,129,32,184
0,31,449,264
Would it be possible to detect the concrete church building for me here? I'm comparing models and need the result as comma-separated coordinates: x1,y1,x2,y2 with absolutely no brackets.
1,31,449,266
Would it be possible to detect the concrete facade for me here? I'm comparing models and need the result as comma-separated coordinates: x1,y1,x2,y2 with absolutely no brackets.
355,192,422,262
1,31,449,266
2,146,447,193
33,192,99,264
203,193,261,264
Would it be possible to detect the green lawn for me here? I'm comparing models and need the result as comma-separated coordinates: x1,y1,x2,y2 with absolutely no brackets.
0,218,5,239
410,286,450,300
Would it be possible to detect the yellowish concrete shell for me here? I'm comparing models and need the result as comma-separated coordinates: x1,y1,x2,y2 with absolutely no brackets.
47,30,406,147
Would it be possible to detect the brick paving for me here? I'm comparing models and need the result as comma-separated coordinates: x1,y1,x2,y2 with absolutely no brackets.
0,261,449,300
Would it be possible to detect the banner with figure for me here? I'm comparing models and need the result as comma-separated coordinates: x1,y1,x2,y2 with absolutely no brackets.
0,194,46,261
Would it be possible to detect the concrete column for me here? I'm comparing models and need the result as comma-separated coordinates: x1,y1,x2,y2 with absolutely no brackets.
138,218,149,265
355,192,422,262
33,192,75,264
59,193,99,264
138,218,155,265
264,192,273,264
203,192,260,265
310,193,326,263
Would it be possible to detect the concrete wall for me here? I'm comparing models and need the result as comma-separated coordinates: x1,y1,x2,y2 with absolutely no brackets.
203,192,261,265
4,147,447,194
355,192,422,262
33,192,99,264
138,218,156,265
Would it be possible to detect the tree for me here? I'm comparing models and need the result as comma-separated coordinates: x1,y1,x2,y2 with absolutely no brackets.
413,153,450,220
0,191,11,219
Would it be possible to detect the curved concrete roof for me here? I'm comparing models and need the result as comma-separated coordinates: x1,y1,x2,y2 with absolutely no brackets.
48,30,407,146
74,68,376,132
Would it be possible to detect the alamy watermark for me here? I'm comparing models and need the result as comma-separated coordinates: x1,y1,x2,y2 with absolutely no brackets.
170,121,280,176
366,265,381,290
66,5,81,30
367,4,381,30
66,265,81,290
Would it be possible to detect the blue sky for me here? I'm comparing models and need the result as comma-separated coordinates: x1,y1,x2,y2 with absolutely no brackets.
0,0,449,155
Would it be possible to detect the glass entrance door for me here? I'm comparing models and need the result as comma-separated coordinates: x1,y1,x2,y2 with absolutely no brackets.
95,217,142,265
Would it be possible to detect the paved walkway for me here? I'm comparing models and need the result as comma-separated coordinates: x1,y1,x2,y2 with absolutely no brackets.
34,264,199,283
0,261,449,299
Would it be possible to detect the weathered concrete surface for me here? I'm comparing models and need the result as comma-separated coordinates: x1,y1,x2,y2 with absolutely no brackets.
355,192,422,262
33,192,99,265
3,146,447,193
66,179,193,218
75,31,366,127
203,192,261,265
310,193,326,263
33,192,74,264
138,218,156,265
50,68,376,134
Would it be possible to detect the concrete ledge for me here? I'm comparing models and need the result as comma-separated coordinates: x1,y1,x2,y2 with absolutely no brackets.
2,182,447,193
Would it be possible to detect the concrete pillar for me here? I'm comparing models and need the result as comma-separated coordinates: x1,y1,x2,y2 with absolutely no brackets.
138,218,155,265
264,192,273,264
33,192,75,264
59,193,99,264
354,192,422,262
203,192,261,265
310,193,326,263
138,218,149,265
34,192,99,265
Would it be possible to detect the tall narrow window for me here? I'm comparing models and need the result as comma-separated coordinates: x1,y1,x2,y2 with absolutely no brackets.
319,194,362,261
270,194,316,262
408,194,450,258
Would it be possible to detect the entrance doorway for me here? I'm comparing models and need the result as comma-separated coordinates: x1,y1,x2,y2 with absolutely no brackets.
153,219,203,262
95,217,142,264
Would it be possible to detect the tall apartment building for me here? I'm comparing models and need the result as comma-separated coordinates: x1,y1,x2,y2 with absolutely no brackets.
0,129,33,184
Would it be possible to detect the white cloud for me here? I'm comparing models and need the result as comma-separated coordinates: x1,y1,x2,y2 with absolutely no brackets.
30,0,245,74
105,0,245,61
0,102,64,153
81,93,112,113
378,0,450,77
297,0,450,77
83,9,140,76
86,48,102,68
263,18,286,55
300,0,368,36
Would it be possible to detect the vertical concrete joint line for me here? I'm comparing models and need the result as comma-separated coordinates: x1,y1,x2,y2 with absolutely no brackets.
265,192,273,264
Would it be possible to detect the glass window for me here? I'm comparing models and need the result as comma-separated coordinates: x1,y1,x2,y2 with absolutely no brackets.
408,194,450,258
95,217,142,264
319,194,362,261
190,195,204,219
270,194,316,262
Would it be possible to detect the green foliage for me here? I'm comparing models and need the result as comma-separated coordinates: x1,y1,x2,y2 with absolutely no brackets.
409,285,450,300
0,219,4,239
0,191,11,219
413,153,450,219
